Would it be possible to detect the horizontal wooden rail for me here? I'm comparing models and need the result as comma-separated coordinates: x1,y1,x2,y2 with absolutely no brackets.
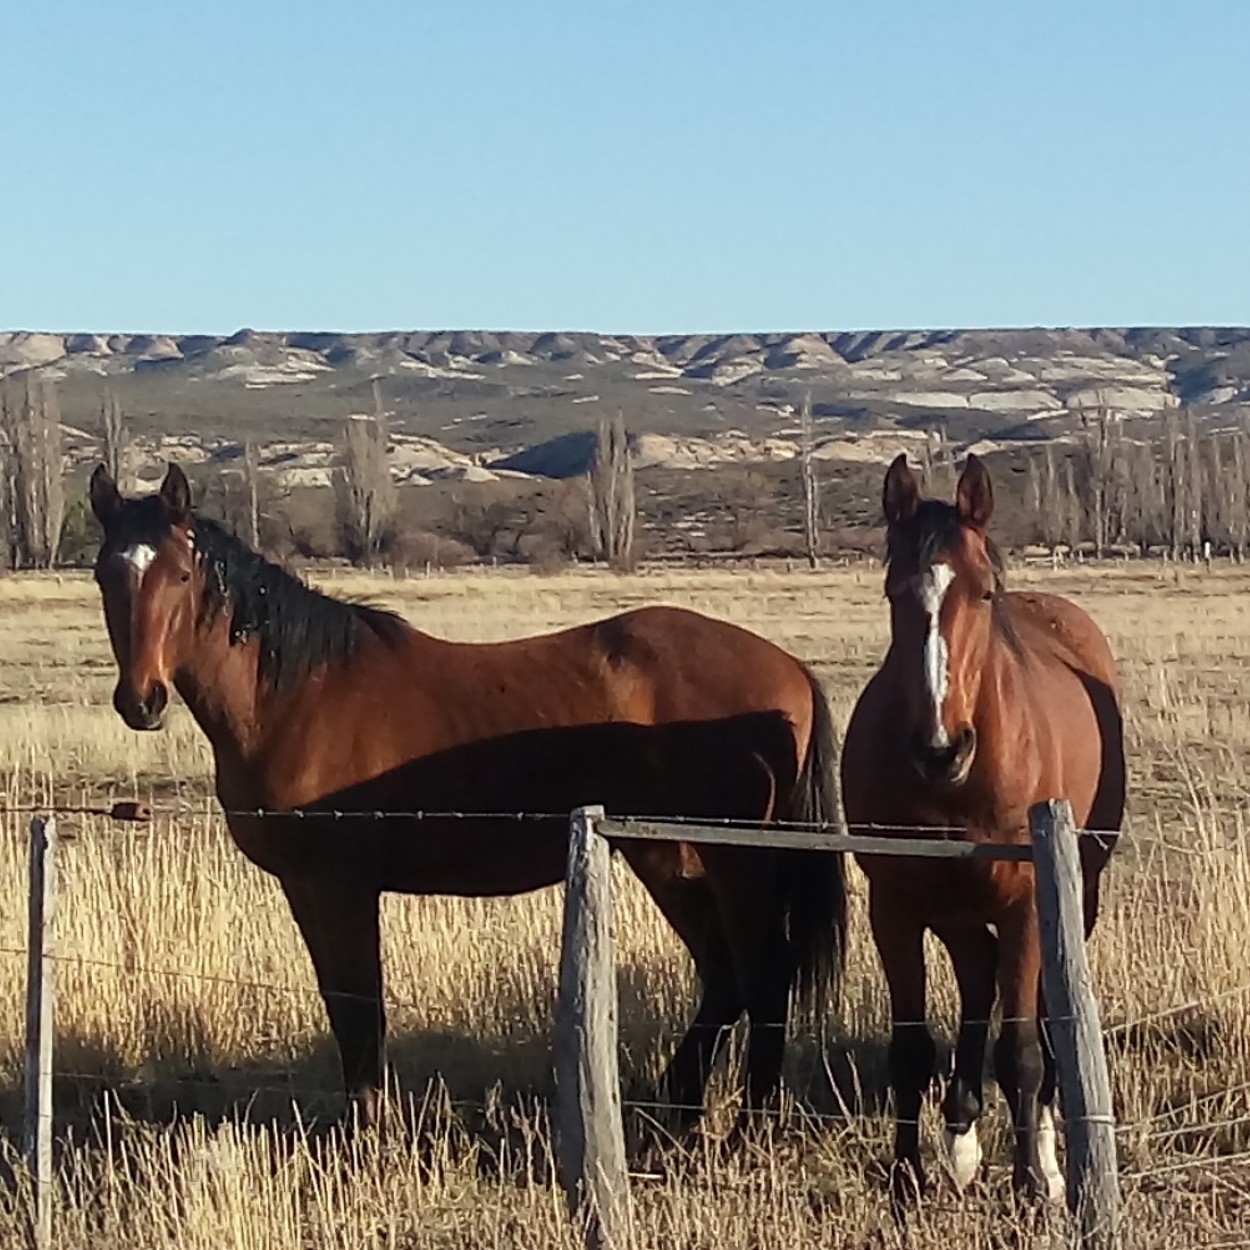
598,818,1034,861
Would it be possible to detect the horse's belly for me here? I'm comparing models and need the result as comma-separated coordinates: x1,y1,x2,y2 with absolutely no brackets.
382,821,568,897
224,811,568,897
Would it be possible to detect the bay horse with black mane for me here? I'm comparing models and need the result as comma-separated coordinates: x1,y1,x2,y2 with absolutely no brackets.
89,462,846,1136
840,453,1124,1205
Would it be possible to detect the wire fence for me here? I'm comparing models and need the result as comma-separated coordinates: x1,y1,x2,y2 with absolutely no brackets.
4,923,1249,1148
0,798,1150,849
2,798,1250,1217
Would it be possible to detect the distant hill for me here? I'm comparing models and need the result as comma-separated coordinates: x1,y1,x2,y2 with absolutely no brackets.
4,326,1249,490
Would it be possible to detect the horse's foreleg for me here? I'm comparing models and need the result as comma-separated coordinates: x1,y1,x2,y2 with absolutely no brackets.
932,918,998,1193
282,874,385,1129
869,884,934,1207
994,900,1060,1201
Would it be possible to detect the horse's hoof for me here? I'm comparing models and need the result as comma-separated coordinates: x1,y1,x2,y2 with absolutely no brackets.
1013,1164,1066,1205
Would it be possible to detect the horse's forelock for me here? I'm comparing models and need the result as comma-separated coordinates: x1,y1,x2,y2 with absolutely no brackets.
886,505,1014,654
887,501,1008,591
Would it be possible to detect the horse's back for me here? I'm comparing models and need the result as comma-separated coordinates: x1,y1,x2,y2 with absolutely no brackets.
240,602,824,884
1006,590,1125,857
1004,591,1119,696
587,604,812,704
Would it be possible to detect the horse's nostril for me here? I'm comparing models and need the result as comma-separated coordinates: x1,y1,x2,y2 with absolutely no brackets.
114,680,168,731
148,682,169,719
911,726,977,786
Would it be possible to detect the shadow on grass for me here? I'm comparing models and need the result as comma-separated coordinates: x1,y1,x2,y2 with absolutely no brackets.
0,967,899,1191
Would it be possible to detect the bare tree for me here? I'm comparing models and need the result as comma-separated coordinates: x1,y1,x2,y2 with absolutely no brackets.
241,440,262,551
1204,434,1227,556
1138,440,1167,556
799,391,820,568
0,390,15,570
1024,451,1046,549
930,426,956,498
0,377,65,569
1105,424,1132,548
1036,444,1065,552
720,468,775,551
587,411,636,571
1229,432,1250,561
1077,409,1113,558
334,383,396,567
449,495,521,560
1183,410,1203,559
1060,457,1082,550
1164,411,1185,560
101,390,131,493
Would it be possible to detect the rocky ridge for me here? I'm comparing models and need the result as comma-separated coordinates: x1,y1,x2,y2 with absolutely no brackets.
8,326,1250,488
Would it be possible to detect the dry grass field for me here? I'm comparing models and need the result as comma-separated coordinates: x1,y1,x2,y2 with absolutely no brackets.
1,560,1249,1247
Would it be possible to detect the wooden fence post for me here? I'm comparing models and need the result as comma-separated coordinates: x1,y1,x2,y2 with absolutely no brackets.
555,805,630,1250
24,815,56,1250
1031,799,1120,1250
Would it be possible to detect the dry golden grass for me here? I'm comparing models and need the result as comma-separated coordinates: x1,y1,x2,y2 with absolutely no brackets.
1,561,1249,1246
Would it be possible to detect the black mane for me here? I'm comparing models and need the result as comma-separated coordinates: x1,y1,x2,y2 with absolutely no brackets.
193,517,407,691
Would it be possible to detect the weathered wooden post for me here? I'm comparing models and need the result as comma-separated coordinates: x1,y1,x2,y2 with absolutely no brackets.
555,805,630,1250
1031,800,1120,1250
25,815,56,1250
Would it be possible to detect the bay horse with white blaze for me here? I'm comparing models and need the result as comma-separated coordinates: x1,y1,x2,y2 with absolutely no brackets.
89,462,846,1134
840,454,1124,1204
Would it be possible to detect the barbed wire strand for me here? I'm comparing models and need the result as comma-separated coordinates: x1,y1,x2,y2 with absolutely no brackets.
1125,1115,1250,1145
1132,1081,1250,1128
1123,1149,1250,1182
0,942,1086,1031
5,943,1250,1041
0,800,1133,842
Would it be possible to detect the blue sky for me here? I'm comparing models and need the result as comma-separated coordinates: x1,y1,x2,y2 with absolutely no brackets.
3,0,1246,334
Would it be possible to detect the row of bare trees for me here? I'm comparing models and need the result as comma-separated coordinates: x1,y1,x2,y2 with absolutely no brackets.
10,373,1250,575
1027,410,1250,560
1,379,65,570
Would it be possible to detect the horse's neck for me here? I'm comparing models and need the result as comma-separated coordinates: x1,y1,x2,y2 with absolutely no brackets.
172,618,267,762
971,640,1042,782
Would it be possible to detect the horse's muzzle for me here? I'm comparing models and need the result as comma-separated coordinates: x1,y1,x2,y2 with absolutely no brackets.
911,725,977,788
114,680,169,732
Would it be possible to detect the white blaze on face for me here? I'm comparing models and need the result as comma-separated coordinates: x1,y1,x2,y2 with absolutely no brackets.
918,562,956,748
120,544,158,579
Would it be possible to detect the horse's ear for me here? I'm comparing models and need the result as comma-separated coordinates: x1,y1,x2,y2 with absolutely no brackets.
882,454,921,526
159,462,192,522
89,464,122,528
956,454,994,530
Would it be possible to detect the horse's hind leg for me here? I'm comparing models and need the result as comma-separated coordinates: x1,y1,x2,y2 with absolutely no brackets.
869,883,935,1207
708,851,793,1126
932,918,997,1193
282,874,385,1129
625,851,743,1136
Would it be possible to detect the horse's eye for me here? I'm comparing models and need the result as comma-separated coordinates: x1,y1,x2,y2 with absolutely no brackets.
180,572,191,584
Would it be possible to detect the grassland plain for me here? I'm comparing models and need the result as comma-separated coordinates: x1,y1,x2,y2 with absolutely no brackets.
0,561,1249,1248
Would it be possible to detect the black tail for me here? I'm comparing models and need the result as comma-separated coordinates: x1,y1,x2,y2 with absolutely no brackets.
779,666,848,1020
